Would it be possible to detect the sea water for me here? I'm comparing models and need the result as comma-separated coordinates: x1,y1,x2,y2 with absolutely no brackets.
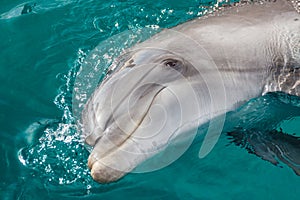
0,0,300,199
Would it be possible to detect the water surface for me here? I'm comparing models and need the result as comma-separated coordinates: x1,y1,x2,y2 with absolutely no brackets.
0,0,300,199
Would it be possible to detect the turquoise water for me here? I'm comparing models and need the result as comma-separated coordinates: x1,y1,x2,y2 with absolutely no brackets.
0,0,300,199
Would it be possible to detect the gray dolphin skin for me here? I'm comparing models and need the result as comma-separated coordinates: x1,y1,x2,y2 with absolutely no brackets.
81,0,300,183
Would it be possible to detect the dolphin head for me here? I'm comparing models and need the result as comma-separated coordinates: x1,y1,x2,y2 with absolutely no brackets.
81,48,206,183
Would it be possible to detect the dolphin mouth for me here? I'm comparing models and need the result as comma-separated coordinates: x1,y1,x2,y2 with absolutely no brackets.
87,85,166,183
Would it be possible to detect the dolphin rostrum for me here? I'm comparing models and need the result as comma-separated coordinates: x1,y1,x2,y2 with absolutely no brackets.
81,0,300,183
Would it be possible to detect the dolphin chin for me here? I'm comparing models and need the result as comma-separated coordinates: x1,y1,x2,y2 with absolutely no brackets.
82,0,300,183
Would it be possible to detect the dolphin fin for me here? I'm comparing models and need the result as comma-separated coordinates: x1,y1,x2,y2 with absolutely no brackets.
227,128,300,176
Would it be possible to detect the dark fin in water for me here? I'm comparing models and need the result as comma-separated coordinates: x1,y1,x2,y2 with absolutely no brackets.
21,3,36,15
227,128,300,176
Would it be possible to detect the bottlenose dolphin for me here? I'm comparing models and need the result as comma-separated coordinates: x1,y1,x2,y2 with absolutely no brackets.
81,0,300,183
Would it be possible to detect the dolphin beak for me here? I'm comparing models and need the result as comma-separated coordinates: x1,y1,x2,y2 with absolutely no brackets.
83,77,166,183
89,154,126,183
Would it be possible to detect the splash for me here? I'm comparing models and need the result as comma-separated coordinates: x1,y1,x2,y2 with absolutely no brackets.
18,49,92,186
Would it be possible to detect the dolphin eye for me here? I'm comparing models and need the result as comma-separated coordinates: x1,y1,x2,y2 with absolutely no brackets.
163,59,182,71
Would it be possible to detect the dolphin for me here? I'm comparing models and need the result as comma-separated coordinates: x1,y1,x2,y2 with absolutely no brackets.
81,0,300,183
